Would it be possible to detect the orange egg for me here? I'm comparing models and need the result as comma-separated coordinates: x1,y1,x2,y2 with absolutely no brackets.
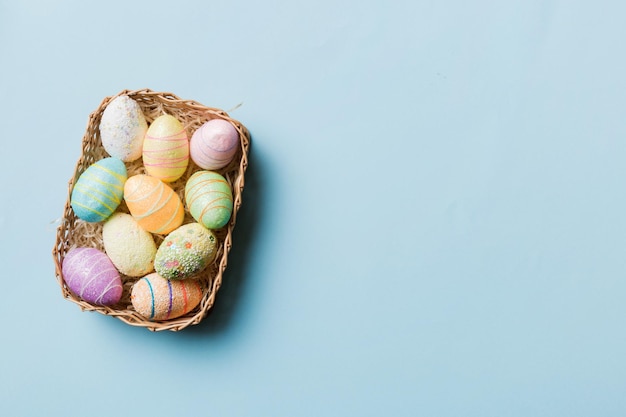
123,174,184,234
131,273,203,321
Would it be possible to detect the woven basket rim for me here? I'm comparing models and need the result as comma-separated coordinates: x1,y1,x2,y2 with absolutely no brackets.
52,88,250,331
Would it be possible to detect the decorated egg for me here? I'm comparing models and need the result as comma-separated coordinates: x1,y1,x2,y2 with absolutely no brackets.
102,213,157,277
190,119,239,170
123,174,184,234
131,273,203,321
62,247,123,306
185,171,233,229
70,157,127,222
99,95,148,162
142,114,189,182
154,223,218,280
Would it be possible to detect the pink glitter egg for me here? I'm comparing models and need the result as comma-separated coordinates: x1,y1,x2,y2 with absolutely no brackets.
62,248,123,306
190,119,239,170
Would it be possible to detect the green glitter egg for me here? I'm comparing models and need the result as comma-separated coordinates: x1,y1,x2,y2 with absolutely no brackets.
154,223,218,280
185,171,233,230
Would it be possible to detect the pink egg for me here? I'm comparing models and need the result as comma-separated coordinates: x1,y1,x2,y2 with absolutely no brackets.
190,119,239,170
62,248,123,306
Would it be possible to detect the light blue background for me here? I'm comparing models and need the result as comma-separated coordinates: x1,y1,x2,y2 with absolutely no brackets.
2,0,626,415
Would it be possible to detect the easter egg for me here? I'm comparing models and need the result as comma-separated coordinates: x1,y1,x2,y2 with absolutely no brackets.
70,157,127,222
154,223,218,280
102,213,157,277
62,247,123,305
123,174,184,234
185,171,233,229
99,95,148,162
131,273,203,321
142,114,189,182
190,119,239,170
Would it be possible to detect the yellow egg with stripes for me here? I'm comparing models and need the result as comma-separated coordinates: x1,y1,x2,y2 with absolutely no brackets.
124,174,184,234
131,273,203,321
185,171,233,229
142,114,189,182
70,157,127,222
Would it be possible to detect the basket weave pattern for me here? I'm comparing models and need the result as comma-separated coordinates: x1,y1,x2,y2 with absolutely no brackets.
52,89,250,331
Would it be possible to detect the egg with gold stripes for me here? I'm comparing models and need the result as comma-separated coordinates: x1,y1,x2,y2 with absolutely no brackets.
131,273,203,321
124,174,184,234
70,157,127,222
185,171,233,229
142,114,189,182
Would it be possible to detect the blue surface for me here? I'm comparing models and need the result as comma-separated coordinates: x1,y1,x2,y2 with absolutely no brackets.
2,0,626,415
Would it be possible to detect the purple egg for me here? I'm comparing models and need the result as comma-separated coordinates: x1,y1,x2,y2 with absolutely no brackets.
62,248,123,305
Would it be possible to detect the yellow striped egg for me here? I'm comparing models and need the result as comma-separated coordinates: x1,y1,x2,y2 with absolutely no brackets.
124,174,184,234
185,171,233,229
142,114,189,182
131,273,203,321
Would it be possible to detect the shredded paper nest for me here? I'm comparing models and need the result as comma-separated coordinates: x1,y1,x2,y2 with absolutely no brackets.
52,88,250,332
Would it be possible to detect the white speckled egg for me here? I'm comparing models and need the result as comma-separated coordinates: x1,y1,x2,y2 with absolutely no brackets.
100,95,148,162
102,213,157,277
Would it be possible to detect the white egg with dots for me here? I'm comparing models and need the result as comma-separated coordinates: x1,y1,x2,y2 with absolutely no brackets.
99,95,148,162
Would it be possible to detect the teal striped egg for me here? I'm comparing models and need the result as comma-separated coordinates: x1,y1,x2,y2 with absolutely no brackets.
185,171,233,229
71,157,127,222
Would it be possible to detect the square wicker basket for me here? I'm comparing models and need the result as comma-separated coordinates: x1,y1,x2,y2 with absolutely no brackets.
52,88,250,331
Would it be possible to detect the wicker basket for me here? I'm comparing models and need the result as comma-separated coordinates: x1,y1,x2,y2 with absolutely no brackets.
52,88,250,331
